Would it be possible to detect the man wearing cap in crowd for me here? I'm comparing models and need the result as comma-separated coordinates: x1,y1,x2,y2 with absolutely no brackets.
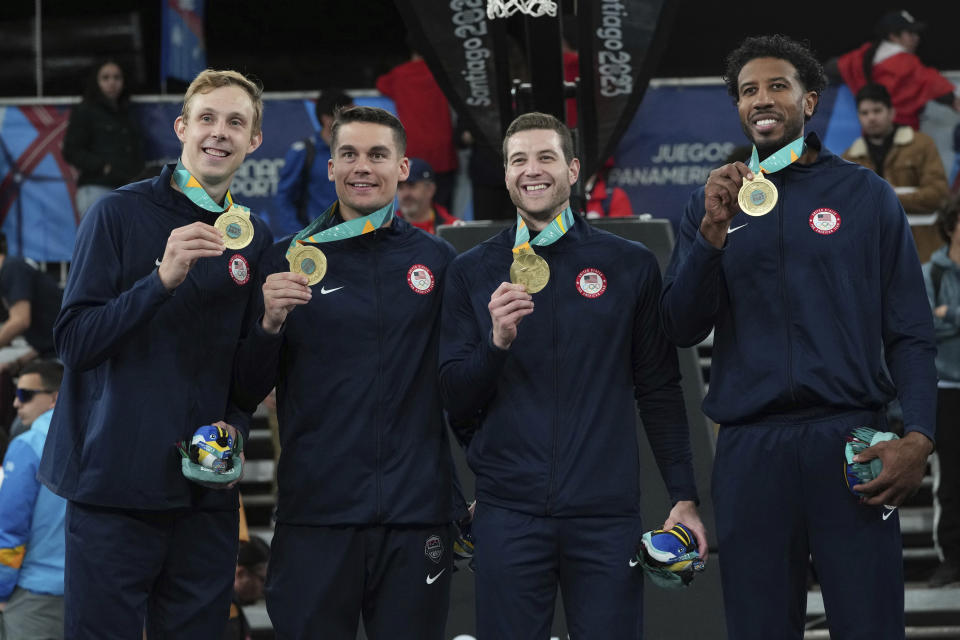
397,158,462,235
830,9,960,129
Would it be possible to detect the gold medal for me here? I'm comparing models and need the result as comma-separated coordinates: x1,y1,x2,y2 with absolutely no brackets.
287,245,327,286
738,173,778,217
215,205,254,250
510,251,550,294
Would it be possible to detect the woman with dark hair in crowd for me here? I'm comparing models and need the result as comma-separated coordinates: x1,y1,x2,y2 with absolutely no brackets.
63,59,144,217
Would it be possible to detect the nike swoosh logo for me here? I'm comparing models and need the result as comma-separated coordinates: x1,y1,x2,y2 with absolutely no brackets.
155,258,162,267
320,286,344,295
882,507,897,521
628,558,640,568
426,568,445,584
728,223,748,234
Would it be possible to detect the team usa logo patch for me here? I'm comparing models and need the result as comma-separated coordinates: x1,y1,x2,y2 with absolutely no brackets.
809,208,841,235
228,254,250,285
407,264,435,295
575,268,607,298
424,534,444,564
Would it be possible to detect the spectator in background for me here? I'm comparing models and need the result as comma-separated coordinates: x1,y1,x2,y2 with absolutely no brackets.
376,41,458,209
0,360,64,640
924,197,960,588
272,88,353,238
397,158,462,234
843,84,948,214
63,59,144,217
0,231,63,376
223,536,270,640
584,158,635,218
830,10,960,130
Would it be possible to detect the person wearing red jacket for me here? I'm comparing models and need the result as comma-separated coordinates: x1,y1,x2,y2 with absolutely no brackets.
833,10,960,130
376,46,458,209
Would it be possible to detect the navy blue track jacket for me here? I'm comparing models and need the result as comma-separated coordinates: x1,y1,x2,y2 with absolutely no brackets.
439,216,698,517
39,164,271,510
661,134,937,438
233,206,465,526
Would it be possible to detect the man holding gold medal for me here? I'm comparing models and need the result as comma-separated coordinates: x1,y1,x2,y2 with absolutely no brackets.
661,35,937,638
232,106,466,639
438,112,706,639
38,70,271,638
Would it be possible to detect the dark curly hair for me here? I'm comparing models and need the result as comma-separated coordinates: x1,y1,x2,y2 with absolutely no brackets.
936,194,960,244
723,35,826,121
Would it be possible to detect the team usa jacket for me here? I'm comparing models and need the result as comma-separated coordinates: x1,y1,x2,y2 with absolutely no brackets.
439,216,699,517
233,206,466,526
661,134,937,438
39,164,271,510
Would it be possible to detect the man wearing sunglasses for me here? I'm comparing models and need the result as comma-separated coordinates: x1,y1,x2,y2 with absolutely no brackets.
0,360,64,640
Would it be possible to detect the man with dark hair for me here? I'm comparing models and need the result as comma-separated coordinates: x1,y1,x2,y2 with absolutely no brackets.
662,34,936,638
832,9,960,129
272,88,354,237
397,158,462,234
39,69,271,639
0,232,63,376
0,360,64,640
843,84,948,214
233,105,466,639
923,195,960,587
223,536,270,640
439,111,705,639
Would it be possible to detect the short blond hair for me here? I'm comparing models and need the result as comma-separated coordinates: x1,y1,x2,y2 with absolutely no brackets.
181,69,264,137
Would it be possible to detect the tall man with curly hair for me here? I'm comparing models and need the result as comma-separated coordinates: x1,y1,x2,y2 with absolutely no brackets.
661,35,937,639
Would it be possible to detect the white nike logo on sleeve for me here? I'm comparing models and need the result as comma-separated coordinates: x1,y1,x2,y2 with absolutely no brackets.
320,286,344,295
426,568,445,584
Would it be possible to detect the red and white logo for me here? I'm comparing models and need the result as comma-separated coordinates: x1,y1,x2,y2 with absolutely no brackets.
407,264,435,295
575,268,607,298
228,254,250,285
809,208,841,235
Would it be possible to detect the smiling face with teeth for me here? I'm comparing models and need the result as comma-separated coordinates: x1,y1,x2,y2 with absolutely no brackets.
736,57,817,159
174,85,262,204
504,128,580,229
328,121,409,221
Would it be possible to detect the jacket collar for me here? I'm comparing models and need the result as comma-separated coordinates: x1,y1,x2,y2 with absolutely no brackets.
846,126,914,158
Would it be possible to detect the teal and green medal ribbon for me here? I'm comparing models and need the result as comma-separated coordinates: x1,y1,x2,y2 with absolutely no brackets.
172,159,254,249
509,206,575,294
285,201,395,286
737,137,805,217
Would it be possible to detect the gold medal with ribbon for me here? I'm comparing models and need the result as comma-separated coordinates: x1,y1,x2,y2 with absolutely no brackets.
172,159,255,248
736,137,805,217
509,207,575,294
286,201,394,287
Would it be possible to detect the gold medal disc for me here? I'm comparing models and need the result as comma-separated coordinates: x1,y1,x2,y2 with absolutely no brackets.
287,245,327,286
509,252,550,294
737,174,778,217
215,207,254,250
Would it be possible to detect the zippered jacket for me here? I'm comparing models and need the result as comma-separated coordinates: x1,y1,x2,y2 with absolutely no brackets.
661,134,937,439
439,216,698,517
233,206,466,525
39,164,271,510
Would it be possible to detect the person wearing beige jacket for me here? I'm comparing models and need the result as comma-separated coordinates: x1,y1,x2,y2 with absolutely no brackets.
844,83,949,214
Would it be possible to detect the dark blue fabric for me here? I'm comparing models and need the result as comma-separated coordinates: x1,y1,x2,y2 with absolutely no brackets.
233,210,465,526
64,502,238,640
38,163,271,510
712,413,905,639
0,257,63,357
473,502,644,640
265,523,453,640
661,134,937,441
439,215,698,517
